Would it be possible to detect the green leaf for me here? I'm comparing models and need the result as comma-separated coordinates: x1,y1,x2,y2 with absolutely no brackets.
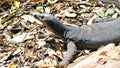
112,13,118,18
99,10,105,17
105,8,115,16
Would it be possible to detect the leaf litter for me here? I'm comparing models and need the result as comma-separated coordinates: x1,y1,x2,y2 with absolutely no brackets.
0,0,120,68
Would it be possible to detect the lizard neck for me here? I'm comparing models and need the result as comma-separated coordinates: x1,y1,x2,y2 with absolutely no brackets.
43,19,68,38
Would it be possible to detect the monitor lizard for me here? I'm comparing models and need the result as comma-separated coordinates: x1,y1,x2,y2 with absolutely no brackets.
32,0,120,68
33,13,120,68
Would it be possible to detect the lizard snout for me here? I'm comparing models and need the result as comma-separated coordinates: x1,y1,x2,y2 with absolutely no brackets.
32,13,46,22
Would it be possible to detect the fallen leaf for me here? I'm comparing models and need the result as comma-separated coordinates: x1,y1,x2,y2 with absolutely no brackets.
112,13,118,18
11,33,34,43
65,13,77,17
12,48,21,56
14,1,20,8
45,7,51,13
0,51,13,62
8,62,17,68
105,8,115,17
36,39,46,48
26,50,34,58
1,13,15,24
36,6,44,13
87,15,98,25
50,3,65,11
30,0,39,2
47,0,58,4
22,15,42,25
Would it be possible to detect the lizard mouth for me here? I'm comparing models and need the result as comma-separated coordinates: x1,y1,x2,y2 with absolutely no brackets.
32,13,44,22
34,15,42,20
33,13,49,28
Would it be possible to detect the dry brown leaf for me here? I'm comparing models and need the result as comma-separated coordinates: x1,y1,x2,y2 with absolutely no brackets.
36,39,46,48
11,33,34,43
38,49,58,68
50,3,65,11
8,62,17,68
99,51,107,56
0,0,15,6
0,51,13,62
0,39,4,44
55,7,76,17
26,50,34,58
45,7,51,13
12,48,21,56
87,15,98,25
30,0,39,2
22,15,42,25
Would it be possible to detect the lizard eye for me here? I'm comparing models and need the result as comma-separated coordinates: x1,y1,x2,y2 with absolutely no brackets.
40,15,45,19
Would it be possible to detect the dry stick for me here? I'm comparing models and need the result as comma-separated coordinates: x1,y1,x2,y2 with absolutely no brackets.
1,13,15,24
59,46,64,59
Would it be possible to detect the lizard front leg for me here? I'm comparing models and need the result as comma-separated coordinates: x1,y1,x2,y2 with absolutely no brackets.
59,41,77,68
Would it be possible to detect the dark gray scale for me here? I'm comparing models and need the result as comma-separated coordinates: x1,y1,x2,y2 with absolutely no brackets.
64,19,120,49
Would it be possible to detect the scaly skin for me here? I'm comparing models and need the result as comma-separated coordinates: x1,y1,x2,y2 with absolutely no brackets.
33,13,120,68
97,0,120,8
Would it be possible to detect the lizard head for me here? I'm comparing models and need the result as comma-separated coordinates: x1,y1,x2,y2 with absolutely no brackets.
33,13,62,35
33,13,55,24
33,13,57,31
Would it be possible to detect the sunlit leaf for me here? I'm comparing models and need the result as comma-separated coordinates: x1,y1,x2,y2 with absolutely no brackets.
112,13,118,18
36,39,46,48
99,10,105,17
11,33,34,43
1,13,15,24
47,0,58,4
8,62,17,68
65,13,77,17
14,1,20,8
105,8,115,17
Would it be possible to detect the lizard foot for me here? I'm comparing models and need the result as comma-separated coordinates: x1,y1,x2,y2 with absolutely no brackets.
58,60,69,68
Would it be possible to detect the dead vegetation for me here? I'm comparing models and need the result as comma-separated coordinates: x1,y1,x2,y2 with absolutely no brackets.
0,0,120,68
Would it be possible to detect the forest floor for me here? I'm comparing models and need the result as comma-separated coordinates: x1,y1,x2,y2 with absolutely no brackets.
0,0,120,68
